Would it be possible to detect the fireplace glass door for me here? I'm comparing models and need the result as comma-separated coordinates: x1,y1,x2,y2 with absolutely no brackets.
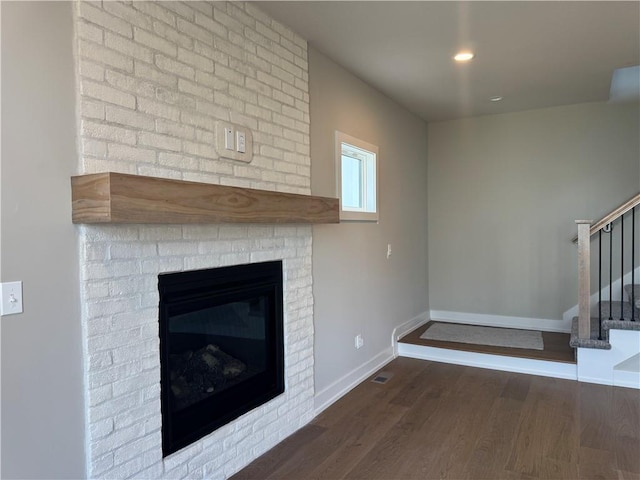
159,261,284,456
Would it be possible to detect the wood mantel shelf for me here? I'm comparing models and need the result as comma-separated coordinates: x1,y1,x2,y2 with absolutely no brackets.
71,172,339,224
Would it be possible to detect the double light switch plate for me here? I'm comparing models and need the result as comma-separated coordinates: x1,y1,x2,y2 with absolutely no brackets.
216,121,253,163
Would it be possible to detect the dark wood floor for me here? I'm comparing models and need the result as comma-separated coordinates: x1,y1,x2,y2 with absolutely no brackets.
400,321,576,364
232,357,639,480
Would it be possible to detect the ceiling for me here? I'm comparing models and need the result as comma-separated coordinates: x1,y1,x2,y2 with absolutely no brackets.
256,1,640,122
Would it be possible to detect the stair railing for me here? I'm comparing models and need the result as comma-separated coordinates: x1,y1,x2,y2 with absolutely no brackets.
575,193,640,341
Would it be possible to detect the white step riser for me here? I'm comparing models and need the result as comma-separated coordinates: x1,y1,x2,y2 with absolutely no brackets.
577,329,640,389
397,343,577,381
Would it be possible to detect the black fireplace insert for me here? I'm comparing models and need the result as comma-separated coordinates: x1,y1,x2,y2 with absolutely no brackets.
158,261,284,456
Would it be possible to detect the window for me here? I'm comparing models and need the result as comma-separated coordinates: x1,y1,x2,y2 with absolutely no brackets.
335,131,378,222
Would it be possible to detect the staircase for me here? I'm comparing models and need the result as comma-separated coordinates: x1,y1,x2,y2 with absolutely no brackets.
572,193,640,389
570,284,640,348
569,284,640,389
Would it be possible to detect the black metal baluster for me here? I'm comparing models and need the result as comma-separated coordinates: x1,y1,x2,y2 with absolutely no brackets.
633,207,636,322
599,229,603,340
621,215,624,320
609,223,613,320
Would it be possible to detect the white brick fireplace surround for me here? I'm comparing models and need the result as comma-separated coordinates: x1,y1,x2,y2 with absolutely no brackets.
74,2,314,478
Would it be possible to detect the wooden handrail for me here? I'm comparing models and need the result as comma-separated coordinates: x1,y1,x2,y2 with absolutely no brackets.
572,192,640,243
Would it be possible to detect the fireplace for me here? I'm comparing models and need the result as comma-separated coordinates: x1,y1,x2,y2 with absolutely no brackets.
158,261,285,456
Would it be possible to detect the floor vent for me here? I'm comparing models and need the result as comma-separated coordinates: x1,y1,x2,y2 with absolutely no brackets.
371,371,393,384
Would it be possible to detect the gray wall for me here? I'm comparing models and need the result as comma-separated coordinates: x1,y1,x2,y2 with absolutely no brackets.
1,2,86,478
309,48,429,395
428,102,640,321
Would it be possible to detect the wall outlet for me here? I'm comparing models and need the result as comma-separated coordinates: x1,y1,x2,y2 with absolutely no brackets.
355,334,364,349
0,281,23,315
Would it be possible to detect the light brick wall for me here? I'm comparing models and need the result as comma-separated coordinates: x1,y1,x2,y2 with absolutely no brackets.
73,2,314,478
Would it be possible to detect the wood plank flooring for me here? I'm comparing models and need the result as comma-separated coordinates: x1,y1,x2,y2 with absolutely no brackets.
231,357,639,480
400,321,575,364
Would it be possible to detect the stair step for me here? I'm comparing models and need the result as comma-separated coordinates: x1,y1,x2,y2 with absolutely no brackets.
569,316,611,350
624,284,640,309
602,317,640,333
596,301,640,322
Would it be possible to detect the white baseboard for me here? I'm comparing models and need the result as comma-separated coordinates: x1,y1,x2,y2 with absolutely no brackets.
391,311,429,356
313,347,394,416
314,309,574,417
398,343,577,380
575,374,612,387
430,310,571,333
612,370,640,389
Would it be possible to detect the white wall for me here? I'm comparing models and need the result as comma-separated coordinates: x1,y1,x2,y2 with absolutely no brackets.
1,2,86,478
428,102,640,322
309,48,429,404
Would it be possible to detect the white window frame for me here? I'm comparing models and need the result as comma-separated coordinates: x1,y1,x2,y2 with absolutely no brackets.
335,131,379,222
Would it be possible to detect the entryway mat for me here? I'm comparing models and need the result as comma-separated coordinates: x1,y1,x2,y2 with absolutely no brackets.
420,323,544,350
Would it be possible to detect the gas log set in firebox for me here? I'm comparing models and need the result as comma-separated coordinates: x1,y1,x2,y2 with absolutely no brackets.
169,344,247,410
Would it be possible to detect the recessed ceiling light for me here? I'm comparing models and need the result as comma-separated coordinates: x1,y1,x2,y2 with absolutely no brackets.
490,96,503,102
454,51,474,62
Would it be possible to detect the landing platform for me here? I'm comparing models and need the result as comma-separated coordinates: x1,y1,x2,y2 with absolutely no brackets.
398,321,577,380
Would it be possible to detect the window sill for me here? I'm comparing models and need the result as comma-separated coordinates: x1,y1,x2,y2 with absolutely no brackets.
339,211,379,222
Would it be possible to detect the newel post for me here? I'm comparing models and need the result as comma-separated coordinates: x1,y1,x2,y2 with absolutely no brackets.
576,220,592,340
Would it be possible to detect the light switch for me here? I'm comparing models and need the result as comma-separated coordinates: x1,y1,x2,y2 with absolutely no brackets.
224,127,234,150
1,281,23,315
236,130,246,153
215,120,252,163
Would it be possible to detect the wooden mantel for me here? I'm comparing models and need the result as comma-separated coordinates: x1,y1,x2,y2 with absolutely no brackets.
71,172,339,224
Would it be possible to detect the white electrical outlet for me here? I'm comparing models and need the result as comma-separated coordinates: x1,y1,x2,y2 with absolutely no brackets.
355,334,364,349
387,243,392,259
0,281,23,315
